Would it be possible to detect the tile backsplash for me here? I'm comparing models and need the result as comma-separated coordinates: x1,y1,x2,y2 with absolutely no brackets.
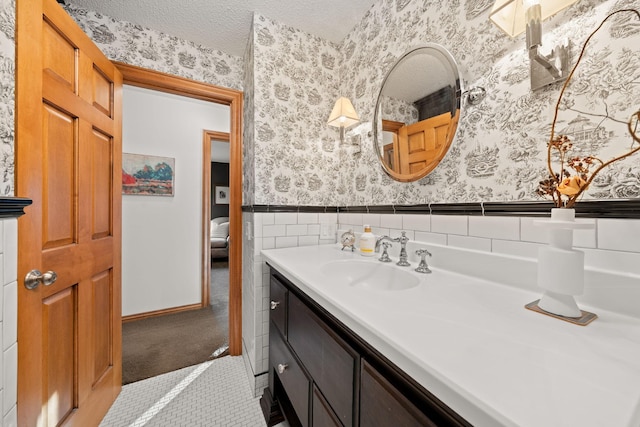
340,212,640,318
1,219,18,426
245,210,640,398
242,211,337,396
340,213,640,270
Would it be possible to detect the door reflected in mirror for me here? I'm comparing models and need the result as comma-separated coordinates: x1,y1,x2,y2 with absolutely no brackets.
374,45,462,182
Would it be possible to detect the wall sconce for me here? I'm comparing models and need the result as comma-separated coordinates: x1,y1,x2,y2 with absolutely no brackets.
327,97,360,146
490,0,578,91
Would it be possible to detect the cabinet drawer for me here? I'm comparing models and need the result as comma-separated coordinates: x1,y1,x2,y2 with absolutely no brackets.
270,324,310,427
288,294,356,427
360,360,436,427
270,275,287,336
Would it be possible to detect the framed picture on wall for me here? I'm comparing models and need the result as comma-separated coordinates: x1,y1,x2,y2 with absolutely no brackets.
215,185,230,204
122,153,175,196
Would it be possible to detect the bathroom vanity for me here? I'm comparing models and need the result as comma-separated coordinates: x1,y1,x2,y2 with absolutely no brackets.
260,244,640,427
263,267,469,426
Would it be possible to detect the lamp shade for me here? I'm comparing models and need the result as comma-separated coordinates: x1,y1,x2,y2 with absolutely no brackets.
327,97,360,128
490,0,578,37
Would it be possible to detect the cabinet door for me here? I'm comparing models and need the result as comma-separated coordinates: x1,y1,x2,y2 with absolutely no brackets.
270,275,288,336
312,385,342,427
270,324,310,427
360,361,437,427
288,294,357,426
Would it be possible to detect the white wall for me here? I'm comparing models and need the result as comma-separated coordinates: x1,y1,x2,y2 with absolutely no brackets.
122,85,229,316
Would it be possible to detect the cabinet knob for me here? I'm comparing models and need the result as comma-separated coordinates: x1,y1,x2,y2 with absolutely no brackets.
277,363,288,374
270,300,280,310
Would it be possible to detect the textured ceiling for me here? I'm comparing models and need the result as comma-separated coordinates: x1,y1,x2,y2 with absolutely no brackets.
67,0,376,57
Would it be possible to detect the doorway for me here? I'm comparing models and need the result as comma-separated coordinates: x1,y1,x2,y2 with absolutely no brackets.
116,63,243,356
202,130,231,308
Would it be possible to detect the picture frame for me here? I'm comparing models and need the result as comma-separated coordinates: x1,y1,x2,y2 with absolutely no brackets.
215,185,230,204
122,153,175,196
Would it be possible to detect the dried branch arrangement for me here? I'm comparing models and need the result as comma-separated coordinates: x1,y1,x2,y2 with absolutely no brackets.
537,9,640,208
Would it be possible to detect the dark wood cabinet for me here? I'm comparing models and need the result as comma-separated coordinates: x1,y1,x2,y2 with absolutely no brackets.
261,267,471,427
270,323,310,426
313,386,343,427
270,275,287,337
360,360,437,427
288,294,357,426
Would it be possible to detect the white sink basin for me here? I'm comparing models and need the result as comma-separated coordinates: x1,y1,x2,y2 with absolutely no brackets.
320,259,420,291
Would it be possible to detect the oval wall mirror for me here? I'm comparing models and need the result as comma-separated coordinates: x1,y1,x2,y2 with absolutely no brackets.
373,44,462,182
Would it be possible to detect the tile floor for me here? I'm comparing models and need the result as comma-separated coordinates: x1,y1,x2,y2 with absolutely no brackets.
101,356,268,426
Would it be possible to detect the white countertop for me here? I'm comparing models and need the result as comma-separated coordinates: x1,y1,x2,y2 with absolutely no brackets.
261,244,640,427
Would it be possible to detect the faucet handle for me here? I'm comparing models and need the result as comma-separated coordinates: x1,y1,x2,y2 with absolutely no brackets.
379,242,393,262
416,249,432,258
415,249,432,274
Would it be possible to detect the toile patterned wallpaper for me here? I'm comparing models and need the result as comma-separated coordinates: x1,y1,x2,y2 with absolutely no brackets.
0,0,14,197
64,3,243,91
0,1,636,205
247,0,640,206
249,14,344,206
380,95,419,125
243,22,257,206
0,1,245,198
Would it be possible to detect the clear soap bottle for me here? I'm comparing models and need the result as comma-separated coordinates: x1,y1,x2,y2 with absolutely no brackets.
359,225,376,257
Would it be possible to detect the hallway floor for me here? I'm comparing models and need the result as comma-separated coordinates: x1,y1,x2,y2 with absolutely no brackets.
101,356,267,426
120,261,231,384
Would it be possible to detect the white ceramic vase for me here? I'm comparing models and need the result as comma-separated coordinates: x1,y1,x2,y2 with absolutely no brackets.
534,208,593,318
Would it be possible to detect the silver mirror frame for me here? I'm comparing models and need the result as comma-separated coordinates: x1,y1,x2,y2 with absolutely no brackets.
373,44,463,182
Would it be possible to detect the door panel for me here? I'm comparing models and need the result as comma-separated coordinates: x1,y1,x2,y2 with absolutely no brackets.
43,287,76,426
42,103,77,248
91,67,114,117
91,130,113,239
399,112,452,175
17,0,123,425
43,18,77,91
91,270,113,383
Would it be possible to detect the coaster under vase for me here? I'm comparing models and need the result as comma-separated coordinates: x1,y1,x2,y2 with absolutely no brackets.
525,299,597,326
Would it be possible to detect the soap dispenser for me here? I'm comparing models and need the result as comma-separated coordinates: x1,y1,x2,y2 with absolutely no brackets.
359,225,376,257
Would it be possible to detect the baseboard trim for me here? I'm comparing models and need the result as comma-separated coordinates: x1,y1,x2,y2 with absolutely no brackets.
122,303,203,323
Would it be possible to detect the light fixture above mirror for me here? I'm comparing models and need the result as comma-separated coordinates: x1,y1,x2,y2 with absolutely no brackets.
490,0,579,91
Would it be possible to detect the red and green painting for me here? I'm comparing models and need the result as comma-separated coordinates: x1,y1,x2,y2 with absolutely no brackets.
122,153,175,196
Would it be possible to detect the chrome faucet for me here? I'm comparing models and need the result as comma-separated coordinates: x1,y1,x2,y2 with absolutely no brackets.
396,231,410,266
375,235,396,252
375,231,411,266
378,241,392,262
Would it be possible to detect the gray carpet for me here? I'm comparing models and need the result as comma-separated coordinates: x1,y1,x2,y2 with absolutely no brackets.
121,261,230,384
210,259,230,329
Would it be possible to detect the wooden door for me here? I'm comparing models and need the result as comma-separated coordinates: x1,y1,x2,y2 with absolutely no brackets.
16,0,122,425
398,112,452,175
